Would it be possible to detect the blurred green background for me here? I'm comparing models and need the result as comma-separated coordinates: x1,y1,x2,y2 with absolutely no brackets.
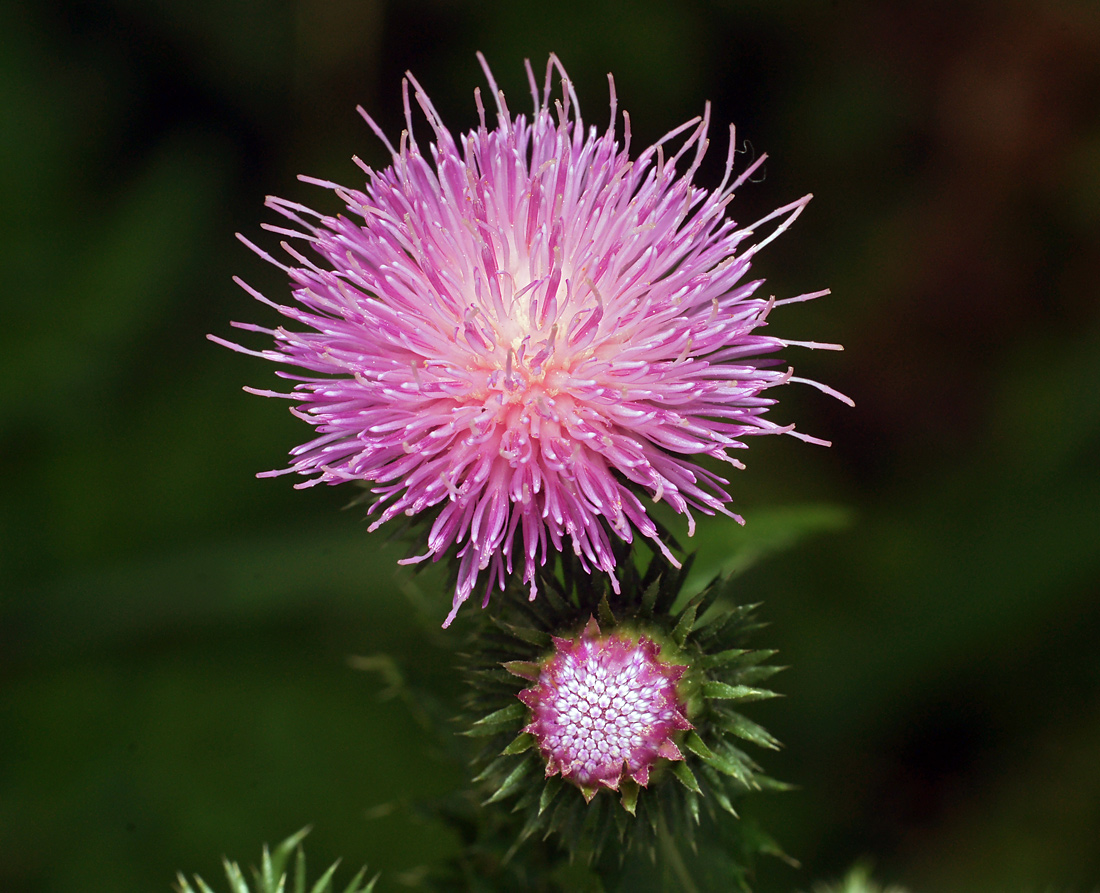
3,0,1099,890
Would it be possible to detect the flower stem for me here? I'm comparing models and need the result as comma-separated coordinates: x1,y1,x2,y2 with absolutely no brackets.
657,809,700,893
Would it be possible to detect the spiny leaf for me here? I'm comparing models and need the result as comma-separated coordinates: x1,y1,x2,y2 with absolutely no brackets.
698,647,750,669
224,860,251,893
485,756,535,804
714,710,782,750
259,843,277,892
598,593,617,627
734,648,778,668
670,759,701,793
502,660,540,681
306,860,339,893
671,599,699,646
691,602,738,634
513,778,544,813
281,838,313,887
640,576,661,614
702,748,756,787
491,617,552,647
737,664,787,685
755,774,799,793
697,763,739,817
501,732,536,755
464,701,526,736
293,848,306,893
473,754,511,783
612,801,631,841
685,734,755,789
539,776,563,815
683,730,717,760
620,778,640,816
175,876,218,893
703,681,781,702
685,788,701,826
338,866,378,893
538,581,571,613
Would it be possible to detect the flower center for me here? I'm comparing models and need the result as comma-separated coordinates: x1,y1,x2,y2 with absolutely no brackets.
520,625,691,792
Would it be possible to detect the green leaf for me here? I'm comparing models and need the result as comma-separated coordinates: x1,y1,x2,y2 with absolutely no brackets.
492,618,552,647
698,763,740,816
702,681,780,702
465,701,527,736
619,778,640,816
737,665,786,685
341,866,377,893
671,599,699,646
735,648,779,668
293,848,306,893
640,577,662,615
538,776,563,815
714,710,782,750
473,754,511,783
502,660,540,680
698,648,749,669
175,876,217,893
259,844,277,892
755,774,798,793
485,756,535,804
683,730,716,760
685,788,700,826
688,734,754,784
705,749,755,787
502,732,536,755
691,603,737,635
224,860,251,893
670,760,701,793
306,861,339,893
598,594,616,627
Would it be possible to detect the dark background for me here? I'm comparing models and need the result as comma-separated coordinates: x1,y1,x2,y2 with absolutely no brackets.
3,0,1099,890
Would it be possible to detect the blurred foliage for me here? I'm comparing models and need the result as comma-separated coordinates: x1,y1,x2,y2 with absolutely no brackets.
2,0,1099,892
801,863,909,893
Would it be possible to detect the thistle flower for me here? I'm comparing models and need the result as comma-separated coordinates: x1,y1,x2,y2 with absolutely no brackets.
518,618,692,799
463,543,790,875
214,54,849,626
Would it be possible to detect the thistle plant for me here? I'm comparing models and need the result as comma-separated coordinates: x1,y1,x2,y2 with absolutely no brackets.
208,53,854,891
459,541,790,881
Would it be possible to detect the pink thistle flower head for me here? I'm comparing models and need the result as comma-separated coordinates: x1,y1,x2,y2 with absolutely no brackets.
213,54,852,626
517,618,691,800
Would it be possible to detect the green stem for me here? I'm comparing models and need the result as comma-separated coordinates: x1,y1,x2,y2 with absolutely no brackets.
657,809,699,893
